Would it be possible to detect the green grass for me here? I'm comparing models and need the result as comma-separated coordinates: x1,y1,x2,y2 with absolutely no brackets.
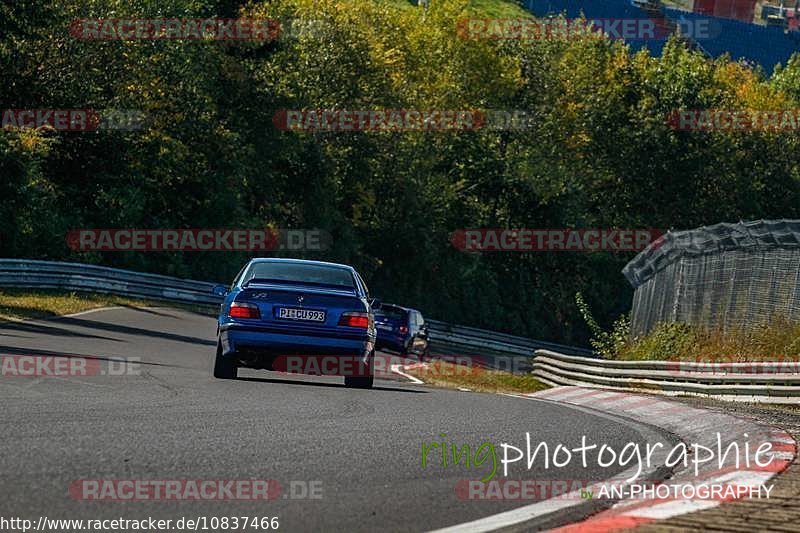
405,360,549,393
0,288,214,322
614,319,800,363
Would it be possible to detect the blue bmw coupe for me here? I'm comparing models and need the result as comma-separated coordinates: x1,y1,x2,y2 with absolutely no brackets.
213,258,378,388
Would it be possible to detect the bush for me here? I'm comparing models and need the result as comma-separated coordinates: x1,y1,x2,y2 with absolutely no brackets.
610,317,800,362
575,291,630,358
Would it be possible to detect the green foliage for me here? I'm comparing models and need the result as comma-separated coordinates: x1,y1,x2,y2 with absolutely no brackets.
3,0,800,345
617,322,697,361
613,318,800,363
575,292,629,358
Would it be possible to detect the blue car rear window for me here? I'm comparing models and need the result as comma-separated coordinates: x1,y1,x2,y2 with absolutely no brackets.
243,263,355,288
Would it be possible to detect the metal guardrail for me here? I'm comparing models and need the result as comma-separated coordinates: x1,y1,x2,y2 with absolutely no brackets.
0,259,592,357
0,259,221,306
532,349,800,402
426,320,594,358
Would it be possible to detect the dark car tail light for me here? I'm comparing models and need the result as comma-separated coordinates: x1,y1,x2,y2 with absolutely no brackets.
398,325,408,334
339,312,370,328
229,302,260,319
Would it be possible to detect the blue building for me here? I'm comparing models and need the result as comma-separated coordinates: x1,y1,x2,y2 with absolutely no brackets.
524,0,800,73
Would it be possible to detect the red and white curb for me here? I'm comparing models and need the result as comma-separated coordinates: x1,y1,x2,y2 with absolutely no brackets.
389,362,425,384
529,386,796,532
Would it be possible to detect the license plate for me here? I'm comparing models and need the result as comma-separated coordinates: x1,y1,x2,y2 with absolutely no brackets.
376,324,393,331
277,307,326,322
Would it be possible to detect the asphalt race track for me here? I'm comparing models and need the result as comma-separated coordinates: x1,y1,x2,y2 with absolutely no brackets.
0,308,673,532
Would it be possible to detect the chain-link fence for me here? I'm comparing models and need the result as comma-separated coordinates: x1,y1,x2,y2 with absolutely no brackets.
622,220,800,337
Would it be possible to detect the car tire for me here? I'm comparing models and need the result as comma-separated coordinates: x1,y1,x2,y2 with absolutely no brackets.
213,342,238,379
345,375,374,389
400,340,411,358
420,344,430,361
344,354,374,389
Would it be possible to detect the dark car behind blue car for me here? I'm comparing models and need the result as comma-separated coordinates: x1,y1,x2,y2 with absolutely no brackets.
213,258,377,388
374,304,429,358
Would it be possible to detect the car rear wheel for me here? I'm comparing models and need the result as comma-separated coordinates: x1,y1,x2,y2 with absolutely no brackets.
400,340,411,358
345,375,373,388
420,344,430,361
344,354,374,389
213,342,238,379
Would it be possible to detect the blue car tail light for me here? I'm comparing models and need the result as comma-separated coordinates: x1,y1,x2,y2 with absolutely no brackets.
338,311,370,328
229,302,260,319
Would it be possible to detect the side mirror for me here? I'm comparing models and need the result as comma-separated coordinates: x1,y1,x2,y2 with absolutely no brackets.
368,298,382,310
212,284,229,297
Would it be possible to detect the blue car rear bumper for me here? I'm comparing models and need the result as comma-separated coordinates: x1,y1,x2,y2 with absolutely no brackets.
375,331,410,352
219,323,374,358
